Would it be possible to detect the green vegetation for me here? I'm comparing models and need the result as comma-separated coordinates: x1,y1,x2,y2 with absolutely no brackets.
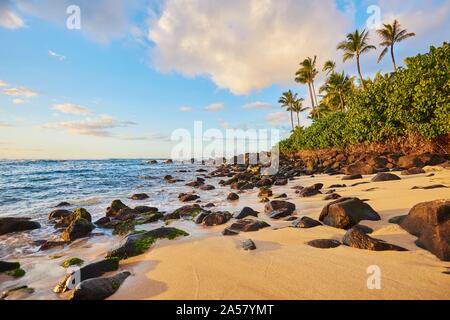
279,32,449,152
60,258,84,268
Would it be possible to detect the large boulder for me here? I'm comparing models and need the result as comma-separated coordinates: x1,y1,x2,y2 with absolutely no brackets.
293,217,322,229
48,209,71,220
54,258,120,293
343,228,407,251
265,201,296,219
70,271,131,300
164,205,209,221
61,218,95,242
106,227,188,259
0,217,41,236
371,172,401,182
319,197,381,230
399,200,450,261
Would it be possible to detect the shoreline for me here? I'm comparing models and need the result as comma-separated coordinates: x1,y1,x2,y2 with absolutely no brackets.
1,162,449,300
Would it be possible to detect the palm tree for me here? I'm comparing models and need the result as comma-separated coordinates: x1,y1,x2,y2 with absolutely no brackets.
291,97,307,128
319,72,354,112
323,60,336,75
377,20,415,71
309,103,330,121
295,56,319,113
337,29,376,89
278,90,298,131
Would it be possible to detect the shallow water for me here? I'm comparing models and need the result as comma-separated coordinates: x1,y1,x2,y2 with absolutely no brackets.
0,159,223,259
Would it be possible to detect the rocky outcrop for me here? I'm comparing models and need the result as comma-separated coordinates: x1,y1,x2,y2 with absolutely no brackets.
70,271,131,300
0,217,41,235
343,228,407,251
197,212,232,226
265,201,296,219
106,200,129,218
164,205,209,221
131,193,149,200
49,209,71,220
399,200,450,261
343,162,375,175
319,197,380,229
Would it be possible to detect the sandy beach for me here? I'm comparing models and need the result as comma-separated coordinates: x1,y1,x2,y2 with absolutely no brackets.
109,169,450,300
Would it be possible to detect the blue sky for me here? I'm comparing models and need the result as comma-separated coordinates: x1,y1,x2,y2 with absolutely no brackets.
1,0,449,159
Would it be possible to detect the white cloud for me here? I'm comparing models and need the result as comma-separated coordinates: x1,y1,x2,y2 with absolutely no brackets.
12,98,26,105
49,50,66,61
265,112,290,125
16,0,134,44
205,103,225,112
118,132,169,141
53,103,91,115
3,86,38,97
179,106,193,112
148,0,351,95
242,102,273,110
0,0,25,29
41,114,136,138
0,121,13,128
0,80,9,87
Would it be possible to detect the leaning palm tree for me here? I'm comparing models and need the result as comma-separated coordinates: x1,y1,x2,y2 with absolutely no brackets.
377,20,415,71
291,98,307,128
319,72,354,112
278,90,298,131
323,60,336,75
295,56,319,113
337,29,376,89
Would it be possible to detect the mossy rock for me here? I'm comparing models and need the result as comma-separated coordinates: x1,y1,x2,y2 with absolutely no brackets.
112,220,137,236
72,208,92,222
1,286,34,300
107,227,189,260
5,268,26,278
61,257,84,268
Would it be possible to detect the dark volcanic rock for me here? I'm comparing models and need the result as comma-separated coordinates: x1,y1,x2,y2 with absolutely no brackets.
234,207,259,219
0,261,20,273
342,174,363,181
199,184,216,191
202,212,232,226
258,187,273,198
307,239,341,249
70,271,131,300
352,224,374,234
222,228,239,236
242,239,256,251
54,258,120,293
343,228,407,251
227,193,240,201
400,200,450,261
329,184,347,188
49,209,72,220
131,193,149,201
298,186,321,197
293,217,322,229
274,178,288,186
319,197,381,230
134,206,158,214
39,241,67,251
94,217,111,226
164,204,209,221
371,172,401,182
265,201,296,219
106,227,188,259
228,219,270,232
106,200,129,217
179,193,200,202
61,218,95,242
55,202,71,208
0,217,41,236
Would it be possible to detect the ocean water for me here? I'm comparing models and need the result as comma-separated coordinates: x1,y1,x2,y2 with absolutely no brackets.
0,159,221,258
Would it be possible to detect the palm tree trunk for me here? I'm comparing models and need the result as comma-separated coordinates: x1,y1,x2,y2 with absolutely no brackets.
297,112,300,128
356,54,365,90
339,93,345,112
290,110,294,131
391,45,397,72
311,81,319,110
307,82,315,112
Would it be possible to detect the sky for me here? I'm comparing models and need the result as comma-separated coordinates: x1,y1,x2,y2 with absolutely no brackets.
0,0,449,159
